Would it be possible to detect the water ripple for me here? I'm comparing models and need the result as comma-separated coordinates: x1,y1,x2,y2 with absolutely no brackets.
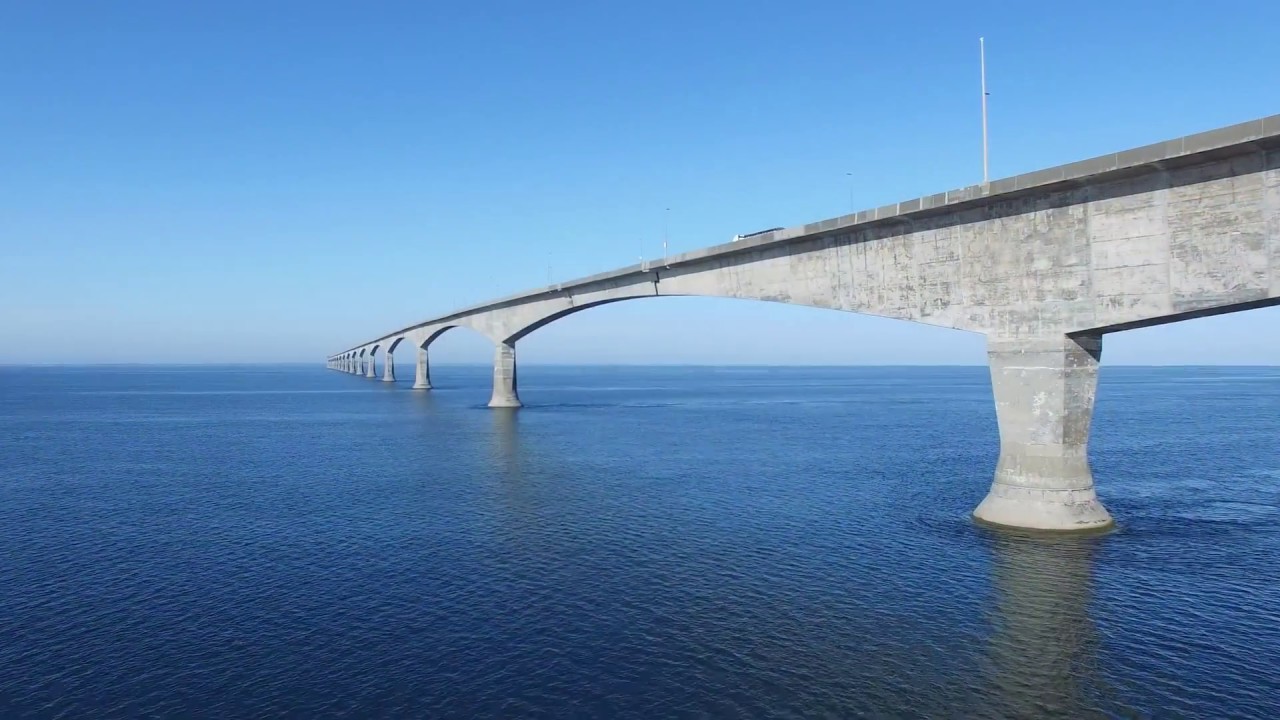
1,366,1278,718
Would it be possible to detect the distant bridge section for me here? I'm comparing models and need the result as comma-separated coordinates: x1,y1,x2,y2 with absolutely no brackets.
329,115,1280,533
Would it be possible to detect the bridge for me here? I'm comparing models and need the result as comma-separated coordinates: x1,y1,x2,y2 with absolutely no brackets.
329,115,1280,533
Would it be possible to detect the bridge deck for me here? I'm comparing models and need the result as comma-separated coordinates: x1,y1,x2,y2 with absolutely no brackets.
335,114,1280,356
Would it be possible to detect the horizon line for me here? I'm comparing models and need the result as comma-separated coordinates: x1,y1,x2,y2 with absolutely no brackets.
3,362,1278,369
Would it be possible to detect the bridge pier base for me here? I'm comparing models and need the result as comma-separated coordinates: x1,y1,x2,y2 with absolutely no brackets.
973,335,1113,533
487,342,522,408
412,347,432,390
383,353,395,382
365,356,376,378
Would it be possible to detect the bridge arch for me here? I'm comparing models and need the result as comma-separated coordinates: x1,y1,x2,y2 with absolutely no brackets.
380,323,510,392
495,286,974,349
503,297,651,345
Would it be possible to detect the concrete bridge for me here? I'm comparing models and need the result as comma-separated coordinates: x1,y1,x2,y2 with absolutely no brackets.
329,115,1280,533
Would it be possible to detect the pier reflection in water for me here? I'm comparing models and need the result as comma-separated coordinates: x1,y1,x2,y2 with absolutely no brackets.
488,407,522,477
978,530,1112,719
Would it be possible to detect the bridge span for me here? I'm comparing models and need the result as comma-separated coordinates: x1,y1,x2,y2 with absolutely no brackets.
329,115,1280,533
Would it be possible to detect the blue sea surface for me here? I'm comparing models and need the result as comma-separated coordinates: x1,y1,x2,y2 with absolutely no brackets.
2,365,1279,718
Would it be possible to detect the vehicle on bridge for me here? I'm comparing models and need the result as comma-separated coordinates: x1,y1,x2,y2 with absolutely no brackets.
731,227,784,243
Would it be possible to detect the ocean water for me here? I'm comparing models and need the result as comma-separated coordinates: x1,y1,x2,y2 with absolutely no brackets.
2,364,1279,719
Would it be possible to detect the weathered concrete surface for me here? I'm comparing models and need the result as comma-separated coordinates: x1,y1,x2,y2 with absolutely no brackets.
412,347,432,390
330,115,1280,531
382,352,395,382
974,335,1112,531
488,342,520,408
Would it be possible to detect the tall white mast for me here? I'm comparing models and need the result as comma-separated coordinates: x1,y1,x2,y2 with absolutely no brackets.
980,37,989,184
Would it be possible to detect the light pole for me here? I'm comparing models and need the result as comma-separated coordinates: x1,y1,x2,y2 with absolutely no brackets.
845,172,854,213
663,207,670,261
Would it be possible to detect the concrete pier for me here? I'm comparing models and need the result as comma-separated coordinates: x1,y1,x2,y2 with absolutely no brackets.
973,336,1112,532
412,347,432,390
382,353,395,382
365,353,376,378
487,342,521,408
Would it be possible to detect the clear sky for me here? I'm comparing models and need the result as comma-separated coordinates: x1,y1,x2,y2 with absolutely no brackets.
3,1,1278,365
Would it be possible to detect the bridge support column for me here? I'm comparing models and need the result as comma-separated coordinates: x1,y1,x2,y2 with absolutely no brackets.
382,353,395,382
412,347,432,390
365,355,376,378
487,341,521,408
973,335,1113,533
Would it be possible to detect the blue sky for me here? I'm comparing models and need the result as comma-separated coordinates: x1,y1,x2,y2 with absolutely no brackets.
2,1,1278,365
